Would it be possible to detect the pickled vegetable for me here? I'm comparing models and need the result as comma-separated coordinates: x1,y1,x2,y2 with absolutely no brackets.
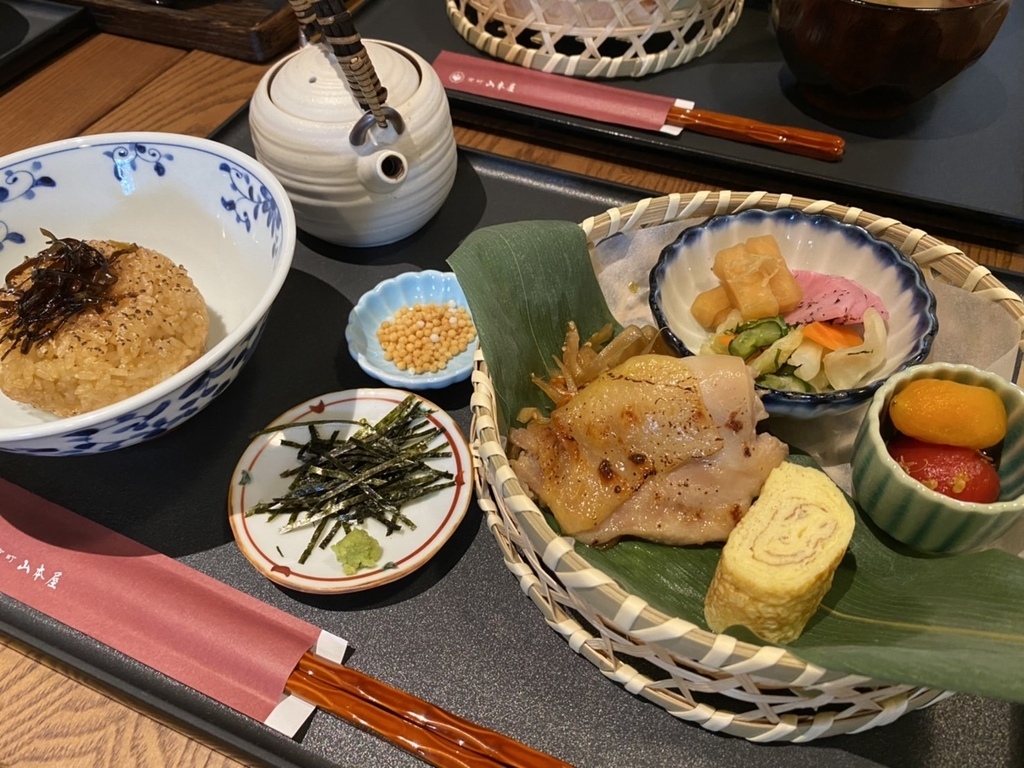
801,321,863,351
728,316,788,359
690,235,890,395
747,325,804,379
787,338,824,382
760,370,814,393
889,378,1007,450
821,308,887,391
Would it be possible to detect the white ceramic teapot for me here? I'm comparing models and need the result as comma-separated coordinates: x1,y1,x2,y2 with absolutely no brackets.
249,40,457,247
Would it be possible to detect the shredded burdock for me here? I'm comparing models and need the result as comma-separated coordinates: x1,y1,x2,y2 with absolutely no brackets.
518,322,672,422
0,230,136,357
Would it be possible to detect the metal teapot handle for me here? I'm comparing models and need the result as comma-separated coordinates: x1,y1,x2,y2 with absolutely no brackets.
350,107,406,146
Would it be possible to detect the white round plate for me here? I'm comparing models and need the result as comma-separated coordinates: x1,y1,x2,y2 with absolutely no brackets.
228,388,473,593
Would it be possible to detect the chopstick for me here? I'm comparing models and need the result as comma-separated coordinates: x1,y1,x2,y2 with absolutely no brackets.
286,668,496,767
286,651,572,768
667,105,846,162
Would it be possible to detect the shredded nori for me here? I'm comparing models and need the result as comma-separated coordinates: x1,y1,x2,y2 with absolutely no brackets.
247,395,457,563
0,230,136,357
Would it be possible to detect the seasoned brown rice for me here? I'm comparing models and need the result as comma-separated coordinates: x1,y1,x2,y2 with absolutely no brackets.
0,241,209,417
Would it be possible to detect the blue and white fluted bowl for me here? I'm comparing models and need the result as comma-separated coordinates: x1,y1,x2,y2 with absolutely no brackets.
0,132,296,455
649,207,938,418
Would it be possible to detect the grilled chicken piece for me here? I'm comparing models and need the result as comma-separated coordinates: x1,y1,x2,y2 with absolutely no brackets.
509,354,787,546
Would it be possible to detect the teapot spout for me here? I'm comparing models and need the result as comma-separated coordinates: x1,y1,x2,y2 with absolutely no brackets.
350,106,410,192
357,150,408,192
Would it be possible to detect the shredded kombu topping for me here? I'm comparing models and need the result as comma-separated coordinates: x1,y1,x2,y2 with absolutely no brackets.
0,230,136,357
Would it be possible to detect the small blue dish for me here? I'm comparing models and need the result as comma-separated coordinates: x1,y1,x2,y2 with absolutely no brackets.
346,270,476,390
649,208,938,419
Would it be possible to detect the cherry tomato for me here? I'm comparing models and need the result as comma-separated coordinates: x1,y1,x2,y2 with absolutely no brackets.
887,435,1000,504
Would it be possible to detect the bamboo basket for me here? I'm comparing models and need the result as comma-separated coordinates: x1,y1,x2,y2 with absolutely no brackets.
446,0,744,78
468,190,1024,741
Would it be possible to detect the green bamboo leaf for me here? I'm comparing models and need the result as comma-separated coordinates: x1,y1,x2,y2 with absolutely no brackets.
449,221,1024,703
448,221,615,431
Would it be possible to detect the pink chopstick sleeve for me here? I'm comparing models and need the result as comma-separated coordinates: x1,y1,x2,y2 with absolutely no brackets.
433,50,679,132
0,477,321,724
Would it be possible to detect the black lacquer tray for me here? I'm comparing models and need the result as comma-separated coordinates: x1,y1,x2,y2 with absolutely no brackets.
353,0,1024,245
0,0,92,89
0,111,1023,768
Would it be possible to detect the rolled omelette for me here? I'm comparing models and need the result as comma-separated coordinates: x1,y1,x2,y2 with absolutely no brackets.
704,462,855,644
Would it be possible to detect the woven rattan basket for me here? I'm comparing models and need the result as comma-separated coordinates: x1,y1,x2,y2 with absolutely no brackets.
446,0,744,78
468,190,1024,741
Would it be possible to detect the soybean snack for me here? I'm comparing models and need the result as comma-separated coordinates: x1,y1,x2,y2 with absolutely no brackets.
376,301,476,374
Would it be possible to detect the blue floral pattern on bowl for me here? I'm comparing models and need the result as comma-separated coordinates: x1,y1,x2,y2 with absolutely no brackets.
0,161,56,249
1,141,284,263
19,317,269,455
218,161,284,258
104,143,172,181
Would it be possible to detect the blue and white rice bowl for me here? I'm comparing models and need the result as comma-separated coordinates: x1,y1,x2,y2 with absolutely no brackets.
649,208,938,419
0,132,296,455
346,270,475,389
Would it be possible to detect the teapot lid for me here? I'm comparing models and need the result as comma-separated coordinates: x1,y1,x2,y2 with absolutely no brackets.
268,41,421,124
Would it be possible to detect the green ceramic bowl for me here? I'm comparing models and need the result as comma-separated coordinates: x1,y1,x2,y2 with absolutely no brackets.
852,363,1024,554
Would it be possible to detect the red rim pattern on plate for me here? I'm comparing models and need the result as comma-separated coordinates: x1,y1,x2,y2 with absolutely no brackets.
228,389,473,593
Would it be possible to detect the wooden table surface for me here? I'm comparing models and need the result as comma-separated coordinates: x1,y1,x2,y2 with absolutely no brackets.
1,28,1022,768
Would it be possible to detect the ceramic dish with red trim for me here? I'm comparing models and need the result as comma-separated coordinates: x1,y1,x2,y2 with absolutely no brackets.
228,388,473,594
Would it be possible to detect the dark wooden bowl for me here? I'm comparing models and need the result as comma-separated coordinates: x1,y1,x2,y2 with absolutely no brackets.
771,0,1011,119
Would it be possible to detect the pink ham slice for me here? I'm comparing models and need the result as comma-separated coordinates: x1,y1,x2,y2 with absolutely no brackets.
784,270,889,326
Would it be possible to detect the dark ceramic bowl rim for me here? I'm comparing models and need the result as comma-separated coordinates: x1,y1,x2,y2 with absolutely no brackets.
648,207,939,410
838,0,1007,12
